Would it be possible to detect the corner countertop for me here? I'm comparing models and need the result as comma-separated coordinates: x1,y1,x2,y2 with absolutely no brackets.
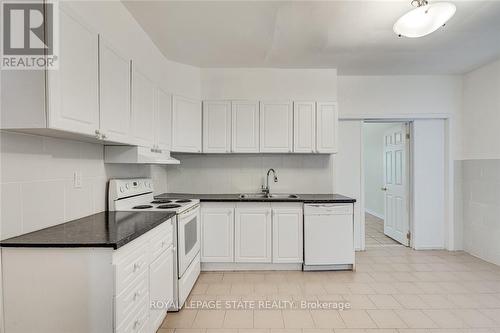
0,211,176,249
156,193,356,203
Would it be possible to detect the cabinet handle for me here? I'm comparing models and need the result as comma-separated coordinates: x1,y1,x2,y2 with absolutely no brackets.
133,291,141,300
133,319,141,330
133,262,142,272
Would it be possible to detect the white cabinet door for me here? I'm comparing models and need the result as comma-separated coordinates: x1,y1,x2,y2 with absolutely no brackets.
149,247,174,332
231,101,259,153
234,204,272,263
203,101,231,153
293,101,316,153
259,101,293,153
47,7,99,136
156,89,172,150
316,102,338,153
99,37,131,143
272,205,303,263
131,67,156,147
172,95,202,153
201,204,234,262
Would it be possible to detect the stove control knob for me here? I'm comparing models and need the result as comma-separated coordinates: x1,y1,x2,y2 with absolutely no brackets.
119,186,124,193
125,183,130,189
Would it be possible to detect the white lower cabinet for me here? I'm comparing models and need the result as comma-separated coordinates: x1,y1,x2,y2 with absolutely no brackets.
201,203,234,262
149,246,174,332
1,219,174,333
272,203,303,263
200,202,304,267
235,203,272,263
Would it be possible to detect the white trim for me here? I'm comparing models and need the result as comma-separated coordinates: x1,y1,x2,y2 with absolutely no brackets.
201,262,302,271
359,124,366,251
341,113,451,121
365,208,384,220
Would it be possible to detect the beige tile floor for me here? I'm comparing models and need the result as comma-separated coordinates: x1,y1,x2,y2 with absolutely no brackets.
365,213,400,247
160,235,500,333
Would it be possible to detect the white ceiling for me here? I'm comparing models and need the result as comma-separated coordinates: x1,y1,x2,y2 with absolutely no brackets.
123,1,500,74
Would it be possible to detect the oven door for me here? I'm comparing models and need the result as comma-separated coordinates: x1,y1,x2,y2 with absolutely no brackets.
177,205,201,278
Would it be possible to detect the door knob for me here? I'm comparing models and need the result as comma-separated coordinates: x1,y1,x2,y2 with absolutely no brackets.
381,187,388,191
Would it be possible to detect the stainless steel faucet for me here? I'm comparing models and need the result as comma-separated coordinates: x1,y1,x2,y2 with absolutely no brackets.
261,168,278,197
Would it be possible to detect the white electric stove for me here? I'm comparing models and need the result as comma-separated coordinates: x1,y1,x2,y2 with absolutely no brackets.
108,178,200,311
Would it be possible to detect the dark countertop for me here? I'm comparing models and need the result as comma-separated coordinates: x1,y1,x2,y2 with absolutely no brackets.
156,193,356,203
0,211,176,249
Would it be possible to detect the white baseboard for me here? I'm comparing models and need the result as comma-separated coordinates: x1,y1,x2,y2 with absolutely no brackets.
201,262,302,271
365,208,384,220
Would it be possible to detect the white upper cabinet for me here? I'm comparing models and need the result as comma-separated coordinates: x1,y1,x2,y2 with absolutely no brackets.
316,102,338,153
98,37,131,143
272,204,303,264
231,101,259,153
293,101,316,153
47,7,99,137
259,101,293,153
234,204,272,263
203,101,231,153
201,204,234,263
156,89,172,150
131,66,156,147
172,95,202,153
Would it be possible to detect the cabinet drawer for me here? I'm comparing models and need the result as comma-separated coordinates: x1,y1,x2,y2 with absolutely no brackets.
116,293,149,333
115,271,149,327
115,241,149,295
150,220,173,261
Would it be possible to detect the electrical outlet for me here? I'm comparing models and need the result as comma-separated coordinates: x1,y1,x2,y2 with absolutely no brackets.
73,171,82,188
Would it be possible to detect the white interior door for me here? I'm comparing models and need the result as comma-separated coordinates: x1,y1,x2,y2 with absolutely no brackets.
383,123,410,246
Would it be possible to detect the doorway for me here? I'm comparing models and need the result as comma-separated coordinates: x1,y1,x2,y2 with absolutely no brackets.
363,122,411,247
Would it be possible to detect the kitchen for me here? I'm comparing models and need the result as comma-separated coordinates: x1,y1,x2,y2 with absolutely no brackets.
1,1,500,332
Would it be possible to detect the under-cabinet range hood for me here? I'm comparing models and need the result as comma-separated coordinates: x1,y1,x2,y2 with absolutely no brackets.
104,146,180,165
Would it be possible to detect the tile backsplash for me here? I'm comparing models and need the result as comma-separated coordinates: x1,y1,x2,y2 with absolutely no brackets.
461,159,500,265
0,131,168,240
167,153,334,194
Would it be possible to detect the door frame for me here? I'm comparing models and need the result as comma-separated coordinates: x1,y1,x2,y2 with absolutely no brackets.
358,115,453,251
363,120,413,248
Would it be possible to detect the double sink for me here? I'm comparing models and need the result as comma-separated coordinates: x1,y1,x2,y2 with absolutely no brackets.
239,193,299,199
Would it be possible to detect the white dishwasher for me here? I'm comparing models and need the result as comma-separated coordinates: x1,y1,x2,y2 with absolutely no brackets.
303,203,355,271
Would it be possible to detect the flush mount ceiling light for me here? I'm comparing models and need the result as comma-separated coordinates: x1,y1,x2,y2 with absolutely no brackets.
394,0,456,38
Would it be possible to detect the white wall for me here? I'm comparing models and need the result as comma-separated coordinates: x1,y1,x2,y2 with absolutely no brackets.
459,57,500,264
201,68,337,100
462,58,500,160
412,119,446,250
363,123,394,219
338,75,463,159
334,120,363,250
